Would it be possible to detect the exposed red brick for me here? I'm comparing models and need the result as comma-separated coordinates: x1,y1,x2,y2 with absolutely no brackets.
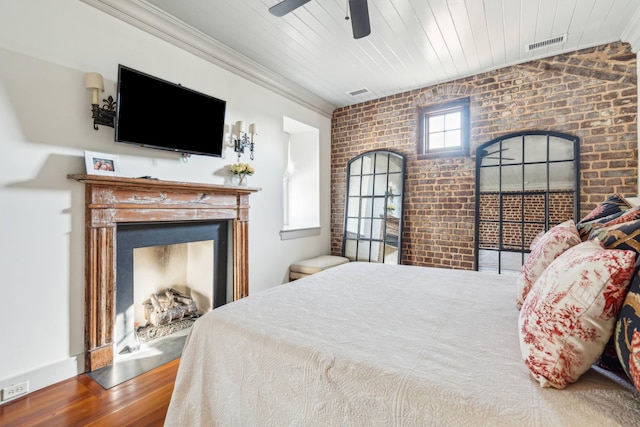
331,42,638,270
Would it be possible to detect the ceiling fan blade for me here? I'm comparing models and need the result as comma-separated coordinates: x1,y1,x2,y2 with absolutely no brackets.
487,156,515,161
349,0,371,39
269,0,312,17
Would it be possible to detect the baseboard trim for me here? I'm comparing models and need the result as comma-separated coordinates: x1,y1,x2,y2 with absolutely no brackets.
0,354,84,405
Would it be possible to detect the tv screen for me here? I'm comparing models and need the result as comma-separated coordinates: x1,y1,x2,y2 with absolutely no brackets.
115,65,226,157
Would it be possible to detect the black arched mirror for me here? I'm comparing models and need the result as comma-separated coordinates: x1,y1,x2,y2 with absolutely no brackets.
343,150,405,264
475,131,580,273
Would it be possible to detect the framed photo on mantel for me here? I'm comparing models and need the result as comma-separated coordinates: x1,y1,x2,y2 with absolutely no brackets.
84,151,122,176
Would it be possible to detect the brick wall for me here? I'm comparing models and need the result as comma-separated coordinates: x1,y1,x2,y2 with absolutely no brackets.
331,42,638,270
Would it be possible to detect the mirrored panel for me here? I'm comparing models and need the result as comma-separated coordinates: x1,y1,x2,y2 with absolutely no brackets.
348,176,361,196
524,163,547,191
475,132,579,273
549,162,575,190
389,155,403,173
549,136,575,161
349,158,362,175
361,175,375,196
347,197,360,217
374,153,389,174
500,136,524,165
480,166,500,192
523,134,548,163
374,175,388,195
345,218,359,236
361,156,375,175
343,151,405,264
501,165,523,191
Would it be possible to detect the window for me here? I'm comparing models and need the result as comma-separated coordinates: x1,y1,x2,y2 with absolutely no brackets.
418,98,470,158
280,116,320,240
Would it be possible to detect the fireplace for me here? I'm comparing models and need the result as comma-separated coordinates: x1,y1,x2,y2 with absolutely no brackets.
115,221,228,356
69,174,259,372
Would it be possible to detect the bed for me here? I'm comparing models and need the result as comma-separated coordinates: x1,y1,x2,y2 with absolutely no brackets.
164,261,640,426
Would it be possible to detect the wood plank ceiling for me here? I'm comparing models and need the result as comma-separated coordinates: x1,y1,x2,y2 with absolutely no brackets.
86,0,640,115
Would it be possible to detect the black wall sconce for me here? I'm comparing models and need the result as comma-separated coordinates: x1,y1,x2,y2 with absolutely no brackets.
234,120,257,161
85,72,116,130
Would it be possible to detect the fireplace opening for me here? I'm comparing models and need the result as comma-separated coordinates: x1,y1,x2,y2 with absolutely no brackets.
104,221,228,378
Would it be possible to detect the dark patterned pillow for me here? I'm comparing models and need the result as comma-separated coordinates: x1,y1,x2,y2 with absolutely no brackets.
577,194,633,240
589,216,640,255
615,259,640,393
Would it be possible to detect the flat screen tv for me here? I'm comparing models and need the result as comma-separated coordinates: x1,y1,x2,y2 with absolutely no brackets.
115,65,226,157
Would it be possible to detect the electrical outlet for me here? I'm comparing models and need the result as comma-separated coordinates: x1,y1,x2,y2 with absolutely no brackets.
1,381,29,402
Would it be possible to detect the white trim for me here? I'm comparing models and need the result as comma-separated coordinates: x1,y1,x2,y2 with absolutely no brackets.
0,355,84,405
280,226,321,240
79,0,336,117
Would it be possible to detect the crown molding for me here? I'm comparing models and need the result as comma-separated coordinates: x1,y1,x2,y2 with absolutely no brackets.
80,0,336,117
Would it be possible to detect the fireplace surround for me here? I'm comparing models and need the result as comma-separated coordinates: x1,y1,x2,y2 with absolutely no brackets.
69,174,259,372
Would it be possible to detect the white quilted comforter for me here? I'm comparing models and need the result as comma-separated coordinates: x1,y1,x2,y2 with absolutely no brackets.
165,262,640,426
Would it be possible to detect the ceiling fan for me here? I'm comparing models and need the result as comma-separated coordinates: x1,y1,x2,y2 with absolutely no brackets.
269,0,371,39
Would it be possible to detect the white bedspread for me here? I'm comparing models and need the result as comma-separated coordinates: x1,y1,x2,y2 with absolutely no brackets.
165,262,640,426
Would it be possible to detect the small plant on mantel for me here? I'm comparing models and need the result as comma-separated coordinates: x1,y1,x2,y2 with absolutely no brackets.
229,163,255,186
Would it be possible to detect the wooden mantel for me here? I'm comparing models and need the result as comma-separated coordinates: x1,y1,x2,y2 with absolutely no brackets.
68,174,260,372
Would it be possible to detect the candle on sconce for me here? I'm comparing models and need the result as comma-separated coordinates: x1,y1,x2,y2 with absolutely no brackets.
85,72,105,105
249,123,257,143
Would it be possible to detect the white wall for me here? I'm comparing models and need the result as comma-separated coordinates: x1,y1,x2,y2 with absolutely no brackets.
0,0,332,399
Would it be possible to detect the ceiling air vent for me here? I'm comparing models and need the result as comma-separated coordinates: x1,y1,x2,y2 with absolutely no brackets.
526,34,566,52
347,88,369,97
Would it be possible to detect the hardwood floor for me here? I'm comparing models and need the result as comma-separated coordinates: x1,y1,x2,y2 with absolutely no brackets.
0,359,179,427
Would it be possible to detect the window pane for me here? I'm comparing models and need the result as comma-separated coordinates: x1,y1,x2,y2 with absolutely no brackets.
371,218,384,239
360,218,373,238
444,111,461,130
550,162,575,191
347,197,360,217
361,175,374,196
444,130,461,147
501,136,523,165
373,197,386,218
374,153,389,173
374,175,387,195
549,137,575,161
361,157,375,175
429,132,445,149
360,197,373,218
346,218,359,235
344,239,357,260
348,176,361,196
349,158,362,175
356,241,371,261
389,156,402,173
523,134,546,163
429,115,444,132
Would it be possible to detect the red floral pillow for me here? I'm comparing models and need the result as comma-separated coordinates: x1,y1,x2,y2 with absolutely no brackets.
515,220,581,310
518,239,635,388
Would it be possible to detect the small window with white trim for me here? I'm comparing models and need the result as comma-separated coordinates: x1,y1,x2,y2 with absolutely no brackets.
418,98,470,158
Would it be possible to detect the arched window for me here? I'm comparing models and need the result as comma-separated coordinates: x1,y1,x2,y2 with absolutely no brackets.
475,131,580,273
343,150,405,263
